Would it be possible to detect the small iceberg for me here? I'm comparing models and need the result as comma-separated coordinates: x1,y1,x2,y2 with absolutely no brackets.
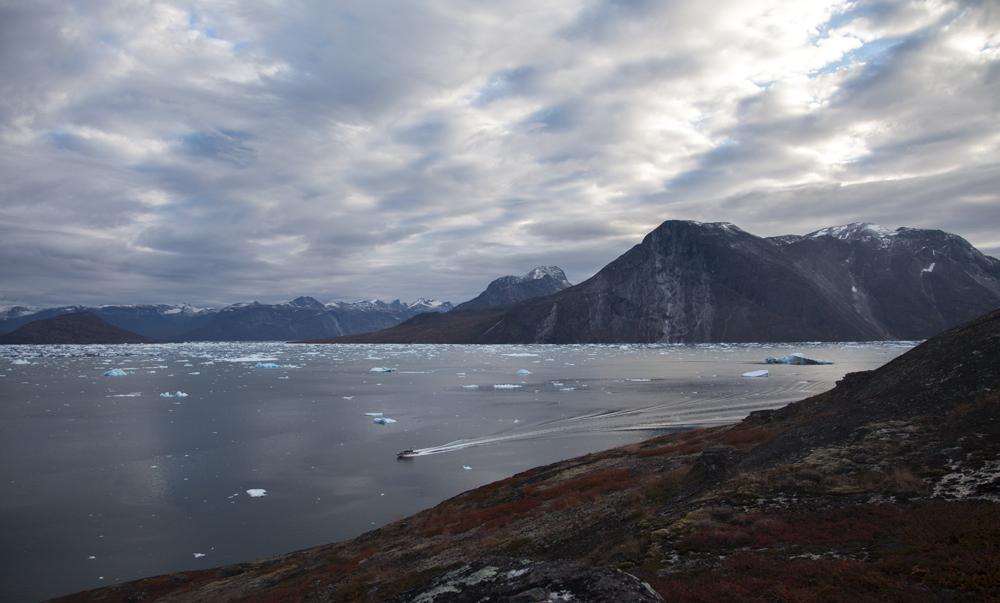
364,412,383,416
516,369,532,375
743,370,769,377
463,466,472,470
254,363,282,369
765,353,833,365
10,359,30,365
246,489,267,497
369,367,397,372
462,384,479,389
373,417,397,425
160,391,188,398
194,553,206,558
103,368,131,377
493,384,522,389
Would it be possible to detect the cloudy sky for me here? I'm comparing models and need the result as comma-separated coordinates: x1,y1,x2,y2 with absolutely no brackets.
1,0,998,308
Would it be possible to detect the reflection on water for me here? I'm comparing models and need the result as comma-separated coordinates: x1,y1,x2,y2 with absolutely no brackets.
0,341,915,603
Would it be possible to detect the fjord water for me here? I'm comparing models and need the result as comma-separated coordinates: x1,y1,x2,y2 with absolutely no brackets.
0,341,914,603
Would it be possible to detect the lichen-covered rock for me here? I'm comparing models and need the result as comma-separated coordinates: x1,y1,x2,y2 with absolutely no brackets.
381,557,665,603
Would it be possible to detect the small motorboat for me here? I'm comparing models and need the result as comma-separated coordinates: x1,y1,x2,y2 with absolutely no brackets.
397,448,417,459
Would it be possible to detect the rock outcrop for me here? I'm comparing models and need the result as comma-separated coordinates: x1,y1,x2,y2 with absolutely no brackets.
452,267,572,311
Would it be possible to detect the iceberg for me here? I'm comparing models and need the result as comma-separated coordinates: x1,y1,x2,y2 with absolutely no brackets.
463,384,479,389
103,368,131,377
246,489,267,497
765,353,833,365
517,369,532,375
160,391,189,398
463,466,472,470
254,363,282,369
493,384,522,389
10,359,30,365
369,367,397,372
742,370,769,377
364,412,383,416
373,417,397,425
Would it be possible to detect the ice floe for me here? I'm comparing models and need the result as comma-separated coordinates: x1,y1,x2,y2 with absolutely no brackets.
364,412,383,416
246,489,267,497
254,363,282,369
160,391,189,398
463,466,472,470
369,367,397,372
493,384,522,389
194,553,206,558
103,368,132,377
516,369,532,375
373,417,397,425
765,353,833,365
463,384,479,389
11,359,30,365
742,370,769,377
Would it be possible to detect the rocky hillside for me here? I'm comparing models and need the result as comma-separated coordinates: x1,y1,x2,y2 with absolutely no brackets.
452,266,572,312
50,308,1000,602
321,221,1000,344
0,312,167,344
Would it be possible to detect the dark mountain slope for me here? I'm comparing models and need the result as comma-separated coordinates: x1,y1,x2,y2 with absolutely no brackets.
0,312,167,344
452,266,572,311
323,220,1000,344
51,308,1000,603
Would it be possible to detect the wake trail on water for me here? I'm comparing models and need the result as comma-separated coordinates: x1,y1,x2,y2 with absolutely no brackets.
410,381,833,456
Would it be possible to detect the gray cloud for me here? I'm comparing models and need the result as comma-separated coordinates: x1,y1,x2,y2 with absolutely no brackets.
0,0,997,310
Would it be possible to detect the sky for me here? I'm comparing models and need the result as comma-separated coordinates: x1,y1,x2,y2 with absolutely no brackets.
1,0,998,309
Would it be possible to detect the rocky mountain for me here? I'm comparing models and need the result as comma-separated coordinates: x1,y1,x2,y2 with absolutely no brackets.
452,266,572,311
0,304,215,341
50,308,1000,603
321,221,1000,344
176,297,453,342
0,298,453,342
0,312,167,344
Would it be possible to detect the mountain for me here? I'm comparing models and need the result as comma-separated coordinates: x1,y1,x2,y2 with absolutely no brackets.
50,308,1000,603
177,297,453,342
452,266,572,311
0,298,454,342
318,221,1000,344
0,304,215,340
0,312,167,344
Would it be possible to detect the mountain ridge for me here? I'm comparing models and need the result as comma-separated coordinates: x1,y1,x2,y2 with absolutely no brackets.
312,220,1000,344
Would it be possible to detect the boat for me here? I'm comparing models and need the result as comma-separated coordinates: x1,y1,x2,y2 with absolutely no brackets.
397,448,417,459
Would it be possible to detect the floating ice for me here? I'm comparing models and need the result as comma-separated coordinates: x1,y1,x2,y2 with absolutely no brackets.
369,367,396,372
364,412,383,416
516,369,532,375
742,370,769,377
194,553,206,558
254,363,282,369
160,391,189,398
493,384,522,389
11,359,30,365
463,466,472,470
343,396,354,400
559,387,576,391
373,417,397,425
765,353,833,365
246,489,267,497
463,384,479,389
501,353,538,357
103,368,131,377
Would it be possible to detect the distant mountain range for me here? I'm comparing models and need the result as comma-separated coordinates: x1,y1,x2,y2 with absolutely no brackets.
0,297,453,342
314,221,1000,344
0,265,572,343
0,312,167,344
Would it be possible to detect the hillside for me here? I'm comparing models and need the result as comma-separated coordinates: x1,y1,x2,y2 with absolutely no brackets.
50,308,1000,602
316,220,1000,344
0,312,167,344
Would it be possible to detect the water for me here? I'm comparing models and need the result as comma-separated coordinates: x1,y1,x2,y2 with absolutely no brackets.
0,341,916,603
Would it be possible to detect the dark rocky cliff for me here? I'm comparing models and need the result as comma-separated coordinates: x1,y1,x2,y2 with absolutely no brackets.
328,220,1000,344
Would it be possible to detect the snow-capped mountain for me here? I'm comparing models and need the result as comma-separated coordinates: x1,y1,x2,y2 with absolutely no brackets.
335,221,1000,344
452,266,573,311
0,297,454,342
